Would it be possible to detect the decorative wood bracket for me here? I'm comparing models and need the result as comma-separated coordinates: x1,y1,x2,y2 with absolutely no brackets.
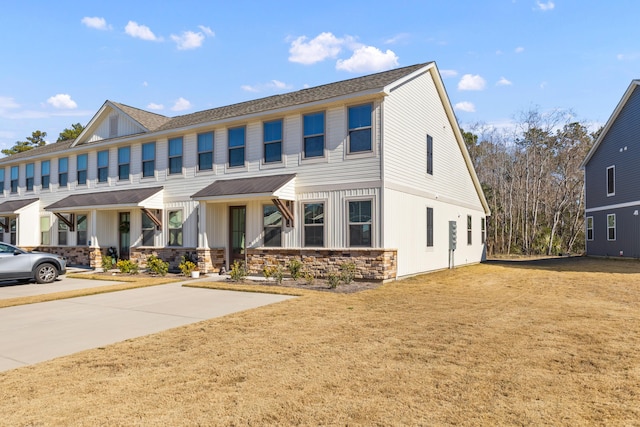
272,199,294,228
54,213,75,231
142,208,163,230
0,218,8,233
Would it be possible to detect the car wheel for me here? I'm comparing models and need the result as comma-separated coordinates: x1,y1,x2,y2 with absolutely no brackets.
35,263,58,284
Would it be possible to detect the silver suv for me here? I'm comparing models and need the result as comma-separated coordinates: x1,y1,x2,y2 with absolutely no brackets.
0,243,67,284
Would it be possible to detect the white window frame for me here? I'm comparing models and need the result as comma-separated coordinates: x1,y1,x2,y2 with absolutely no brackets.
263,204,283,247
586,216,593,241
607,213,616,241
607,165,615,197
347,103,373,154
168,210,183,247
302,111,325,160
302,201,326,248
40,216,50,245
77,213,88,246
346,198,374,247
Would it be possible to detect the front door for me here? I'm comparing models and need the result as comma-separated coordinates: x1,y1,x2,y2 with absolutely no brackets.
229,206,246,266
119,212,130,259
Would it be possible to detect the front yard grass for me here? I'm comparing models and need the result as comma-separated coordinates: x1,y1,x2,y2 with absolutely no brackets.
1,257,639,425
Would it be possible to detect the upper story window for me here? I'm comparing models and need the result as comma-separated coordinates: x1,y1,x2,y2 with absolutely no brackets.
607,165,615,196
348,104,372,153
58,157,68,187
25,163,34,191
10,166,18,193
264,120,283,163
118,147,130,181
41,160,50,189
198,132,214,171
168,137,183,175
303,202,324,247
77,154,88,185
303,112,324,158
97,150,109,183
348,200,372,247
142,142,156,178
0,168,5,194
228,127,245,167
427,135,433,175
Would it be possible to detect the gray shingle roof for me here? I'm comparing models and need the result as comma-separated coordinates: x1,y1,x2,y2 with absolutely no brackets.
45,187,163,210
0,198,39,215
0,141,74,165
192,174,296,199
110,102,171,131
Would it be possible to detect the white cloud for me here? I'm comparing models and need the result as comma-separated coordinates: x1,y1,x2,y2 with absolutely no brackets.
617,53,640,61
143,81,149,87
536,1,555,11
384,33,410,45
288,32,345,65
0,96,20,112
198,25,215,37
336,46,399,73
81,16,111,30
171,31,205,50
147,103,164,110
455,102,476,113
171,97,192,111
440,69,458,78
458,74,486,91
515,46,525,53
241,80,292,93
125,21,161,41
540,81,548,89
497,77,513,86
47,94,78,109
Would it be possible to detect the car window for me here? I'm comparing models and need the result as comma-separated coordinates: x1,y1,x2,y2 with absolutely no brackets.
0,243,14,254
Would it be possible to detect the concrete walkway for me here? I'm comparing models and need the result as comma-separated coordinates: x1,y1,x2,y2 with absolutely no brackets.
0,280,294,372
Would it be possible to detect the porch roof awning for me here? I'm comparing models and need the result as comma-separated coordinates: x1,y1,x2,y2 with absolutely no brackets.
45,187,164,212
191,173,296,201
0,198,39,215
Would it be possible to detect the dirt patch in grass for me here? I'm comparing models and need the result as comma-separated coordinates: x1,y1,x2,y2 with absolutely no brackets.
1,257,639,425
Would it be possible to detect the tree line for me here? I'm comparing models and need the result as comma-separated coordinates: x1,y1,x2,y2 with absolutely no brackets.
463,108,598,256
1,123,84,156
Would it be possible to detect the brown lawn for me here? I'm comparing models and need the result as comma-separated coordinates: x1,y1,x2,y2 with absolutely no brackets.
1,257,639,425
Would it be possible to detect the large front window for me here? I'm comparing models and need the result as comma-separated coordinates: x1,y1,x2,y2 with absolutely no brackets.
77,154,88,185
198,132,214,171
348,104,372,153
77,214,88,246
41,160,50,189
168,137,183,174
10,166,18,193
348,200,372,247
264,120,282,163
26,163,34,191
142,142,156,178
97,150,109,183
168,210,183,246
228,127,245,167
41,217,50,245
118,147,130,181
303,112,324,158
142,211,156,246
58,158,68,187
263,205,282,247
304,202,324,247
58,214,69,245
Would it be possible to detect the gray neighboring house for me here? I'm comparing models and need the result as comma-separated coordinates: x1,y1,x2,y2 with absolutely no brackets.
581,79,640,258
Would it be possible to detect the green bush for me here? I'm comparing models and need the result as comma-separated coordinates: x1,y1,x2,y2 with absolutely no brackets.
179,256,197,277
340,262,356,285
230,261,247,282
147,254,169,276
288,259,303,279
116,259,139,274
303,270,315,286
101,255,115,271
327,272,340,289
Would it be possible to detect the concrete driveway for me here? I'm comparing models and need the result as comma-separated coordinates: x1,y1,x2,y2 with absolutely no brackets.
0,280,294,372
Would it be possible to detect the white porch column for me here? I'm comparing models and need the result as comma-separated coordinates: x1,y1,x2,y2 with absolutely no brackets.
198,202,208,248
90,209,98,247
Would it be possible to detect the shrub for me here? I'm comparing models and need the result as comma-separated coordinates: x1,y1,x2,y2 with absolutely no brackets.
230,261,247,282
340,262,357,285
263,264,285,284
288,259,303,280
179,257,197,277
263,265,276,279
116,259,139,274
327,272,340,289
101,255,115,271
147,254,169,276
303,270,315,286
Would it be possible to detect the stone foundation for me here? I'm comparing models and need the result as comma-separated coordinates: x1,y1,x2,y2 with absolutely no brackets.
27,246,94,267
130,247,225,273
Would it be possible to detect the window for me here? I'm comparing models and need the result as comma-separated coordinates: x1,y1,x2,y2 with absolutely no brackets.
142,211,156,246
168,210,183,246
142,142,156,178
168,137,183,174
427,135,433,175
41,160,50,189
10,218,16,245
77,154,88,185
198,132,214,171
118,147,130,181
586,216,594,241
348,200,372,247
607,214,616,241
348,104,372,153
228,127,245,167
263,205,282,247
26,163,34,191
10,166,18,193
467,215,472,245
0,168,4,193
481,217,486,244
77,214,88,246
0,218,4,242
303,202,324,247
264,120,282,163
41,217,50,245
97,150,109,183
58,215,69,245
58,157,68,187
427,207,434,247
607,166,615,196
303,112,324,158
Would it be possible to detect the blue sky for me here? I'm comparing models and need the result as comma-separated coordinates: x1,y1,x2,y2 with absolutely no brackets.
1,0,639,153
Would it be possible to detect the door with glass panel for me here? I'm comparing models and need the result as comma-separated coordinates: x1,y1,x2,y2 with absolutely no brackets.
229,206,246,265
119,212,130,259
